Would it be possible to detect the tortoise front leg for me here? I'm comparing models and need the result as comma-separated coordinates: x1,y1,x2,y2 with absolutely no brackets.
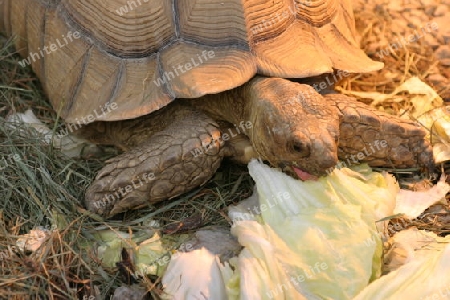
325,94,434,170
84,105,228,217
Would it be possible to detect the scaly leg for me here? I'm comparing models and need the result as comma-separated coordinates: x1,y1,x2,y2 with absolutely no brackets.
84,104,229,217
325,94,434,170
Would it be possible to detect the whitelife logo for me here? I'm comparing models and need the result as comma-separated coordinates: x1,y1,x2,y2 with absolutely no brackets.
18,31,81,67
153,50,215,87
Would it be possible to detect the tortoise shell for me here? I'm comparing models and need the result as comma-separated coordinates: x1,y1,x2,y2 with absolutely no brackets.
0,0,382,122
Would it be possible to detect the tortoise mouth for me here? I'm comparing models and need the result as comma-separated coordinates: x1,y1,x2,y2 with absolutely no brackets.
292,167,319,181
279,161,333,181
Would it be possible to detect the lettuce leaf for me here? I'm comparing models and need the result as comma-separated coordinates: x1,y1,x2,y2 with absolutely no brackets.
354,241,450,300
223,160,398,299
161,248,228,299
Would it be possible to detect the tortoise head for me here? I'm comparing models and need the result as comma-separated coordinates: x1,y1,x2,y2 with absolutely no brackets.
245,78,340,179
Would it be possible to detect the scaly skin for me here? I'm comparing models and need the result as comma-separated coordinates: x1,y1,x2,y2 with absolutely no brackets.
83,104,229,216
326,94,433,170
82,77,433,217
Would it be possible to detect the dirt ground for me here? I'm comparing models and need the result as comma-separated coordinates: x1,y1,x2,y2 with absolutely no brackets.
348,0,449,100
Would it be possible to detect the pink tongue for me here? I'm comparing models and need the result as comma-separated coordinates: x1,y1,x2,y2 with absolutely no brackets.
293,167,318,181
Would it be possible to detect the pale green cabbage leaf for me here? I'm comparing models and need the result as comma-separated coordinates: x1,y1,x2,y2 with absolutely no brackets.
354,240,450,300
221,160,398,299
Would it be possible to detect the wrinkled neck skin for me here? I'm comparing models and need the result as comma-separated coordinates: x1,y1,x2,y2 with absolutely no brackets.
187,86,251,129
187,77,272,147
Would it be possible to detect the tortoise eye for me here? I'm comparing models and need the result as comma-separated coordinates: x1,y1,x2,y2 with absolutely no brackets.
291,140,310,157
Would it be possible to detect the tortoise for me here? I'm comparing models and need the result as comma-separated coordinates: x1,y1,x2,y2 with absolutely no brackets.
1,0,433,217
